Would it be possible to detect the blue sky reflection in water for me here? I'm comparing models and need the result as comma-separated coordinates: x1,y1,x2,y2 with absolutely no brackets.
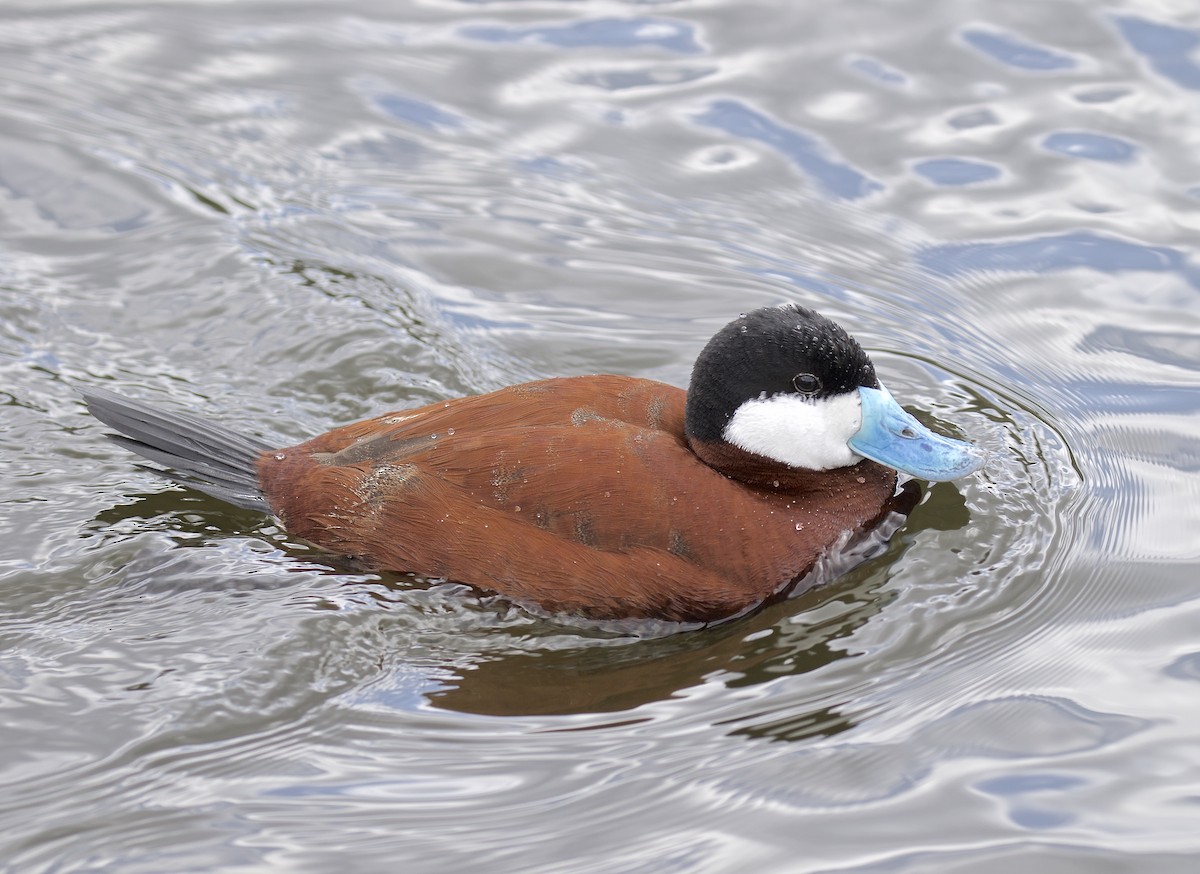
1,1,1199,872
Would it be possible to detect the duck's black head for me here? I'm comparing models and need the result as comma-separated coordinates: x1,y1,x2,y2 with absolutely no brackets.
685,304,983,481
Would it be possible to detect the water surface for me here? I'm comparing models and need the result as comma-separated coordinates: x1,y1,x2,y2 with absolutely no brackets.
2,1,1199,872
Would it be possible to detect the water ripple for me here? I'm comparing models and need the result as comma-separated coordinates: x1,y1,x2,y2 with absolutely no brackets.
1113,15,1200,91
1042,131,1138,163
694,101,884,201
4,0,1200,871
960,26,1079,72
460,17,704,54
918,230,1199,288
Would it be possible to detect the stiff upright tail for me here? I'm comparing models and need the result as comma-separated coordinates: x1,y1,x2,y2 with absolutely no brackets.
82,387,274,514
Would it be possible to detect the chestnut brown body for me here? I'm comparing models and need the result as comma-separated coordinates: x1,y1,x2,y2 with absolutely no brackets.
257,376,900,622
82,305,979,624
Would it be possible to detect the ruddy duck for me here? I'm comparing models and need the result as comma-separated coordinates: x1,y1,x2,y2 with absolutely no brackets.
82,305,982,623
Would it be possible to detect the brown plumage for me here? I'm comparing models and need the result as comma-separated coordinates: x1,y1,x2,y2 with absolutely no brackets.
82,305,980,623
255,376,902,622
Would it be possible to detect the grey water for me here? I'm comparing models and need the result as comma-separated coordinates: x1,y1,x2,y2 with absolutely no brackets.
2,1,1199,872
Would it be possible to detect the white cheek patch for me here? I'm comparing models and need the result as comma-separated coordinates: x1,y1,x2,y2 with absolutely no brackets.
723,392,864,470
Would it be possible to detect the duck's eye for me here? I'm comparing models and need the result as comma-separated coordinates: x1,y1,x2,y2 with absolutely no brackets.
792,373,821,395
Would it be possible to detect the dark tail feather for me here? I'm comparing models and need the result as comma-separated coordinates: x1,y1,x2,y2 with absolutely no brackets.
82,387,275,514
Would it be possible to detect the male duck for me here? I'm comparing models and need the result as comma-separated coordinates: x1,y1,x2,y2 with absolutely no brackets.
83,304,982,623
